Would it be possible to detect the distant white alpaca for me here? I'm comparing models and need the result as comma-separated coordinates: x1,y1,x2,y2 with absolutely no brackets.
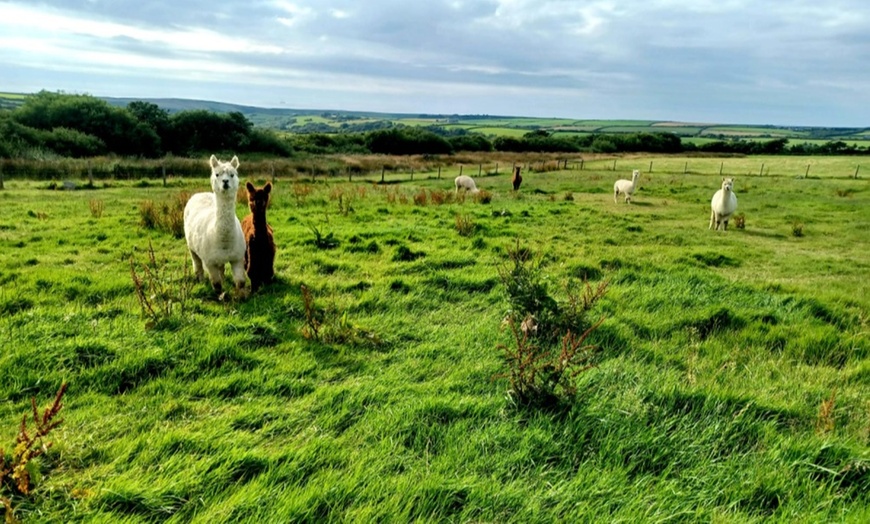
710,177,738,231
454,175,480,194
183,155,247,296
613,169,640,203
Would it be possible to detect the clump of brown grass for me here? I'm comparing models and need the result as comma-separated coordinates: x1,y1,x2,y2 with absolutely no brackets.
429,189,452,205
733,213,745,229
413,189,428,206
291,182,314,205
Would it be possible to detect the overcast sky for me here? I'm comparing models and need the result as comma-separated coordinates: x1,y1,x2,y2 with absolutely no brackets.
1,1,868,127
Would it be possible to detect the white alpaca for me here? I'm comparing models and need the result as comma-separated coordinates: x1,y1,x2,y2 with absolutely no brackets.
454,175,480,194
184,155,247,296
614,169,640,203
710,177,738,231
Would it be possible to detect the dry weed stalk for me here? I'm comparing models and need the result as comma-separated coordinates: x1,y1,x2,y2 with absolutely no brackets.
1,383,68,521
816,389,837,435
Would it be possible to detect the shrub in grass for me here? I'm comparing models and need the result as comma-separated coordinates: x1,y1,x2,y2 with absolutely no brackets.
130,241,194,328
1,383,68,520
497,240,609,407
733,213,746,229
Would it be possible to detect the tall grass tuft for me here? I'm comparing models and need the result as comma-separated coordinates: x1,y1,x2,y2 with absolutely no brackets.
455,214,476,237
88,199,104,218
138,191,189,238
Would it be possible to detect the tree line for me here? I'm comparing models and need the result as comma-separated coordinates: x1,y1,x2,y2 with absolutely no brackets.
1,91,867,159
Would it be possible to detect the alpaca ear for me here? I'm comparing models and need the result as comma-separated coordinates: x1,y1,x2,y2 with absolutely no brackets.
246,181,255,193
230,156,240,169
209,155,219,169
263,182,272,194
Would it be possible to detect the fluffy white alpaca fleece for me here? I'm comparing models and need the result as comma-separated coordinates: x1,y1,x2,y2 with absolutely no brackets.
454,174,480,193
183,155,247,294
710,177,738,231
613,169,640,203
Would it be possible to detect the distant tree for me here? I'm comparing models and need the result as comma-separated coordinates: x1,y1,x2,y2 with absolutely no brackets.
448,134,493,152
366,128,452,155
13,91,157,156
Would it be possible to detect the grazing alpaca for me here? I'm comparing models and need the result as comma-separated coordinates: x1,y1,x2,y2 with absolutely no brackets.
512,166,523,191
710,177,738,231
613,169,640,203
183,155,247,297
241,181,275,292
455,174,480,193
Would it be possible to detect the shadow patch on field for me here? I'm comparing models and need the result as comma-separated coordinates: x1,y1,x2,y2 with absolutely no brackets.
676,306,745,340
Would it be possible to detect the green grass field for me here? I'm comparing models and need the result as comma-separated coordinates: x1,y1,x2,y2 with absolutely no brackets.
1,155,868,521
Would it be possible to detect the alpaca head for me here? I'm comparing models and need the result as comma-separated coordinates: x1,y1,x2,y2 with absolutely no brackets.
632,169,640,180
209,155,241,196
246,181,272,215
721,177,734,192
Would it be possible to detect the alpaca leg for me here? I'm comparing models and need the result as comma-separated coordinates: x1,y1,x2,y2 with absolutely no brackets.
189,250,205,280
205,264,224,294
709,210,715,230
614,190,619,204
231,261,248,297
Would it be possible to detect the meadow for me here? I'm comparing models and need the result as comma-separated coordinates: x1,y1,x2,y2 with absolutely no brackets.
0,155,868,522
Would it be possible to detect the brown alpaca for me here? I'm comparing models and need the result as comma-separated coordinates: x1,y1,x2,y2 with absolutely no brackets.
511,166,523,191
241,182,275,292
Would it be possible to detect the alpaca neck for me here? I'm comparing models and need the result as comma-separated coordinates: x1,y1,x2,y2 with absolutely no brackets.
212,193,239,230
251,210,269,233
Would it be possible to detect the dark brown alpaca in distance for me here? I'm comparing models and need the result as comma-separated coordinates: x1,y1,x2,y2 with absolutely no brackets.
512,166,523,191
241,182,275,292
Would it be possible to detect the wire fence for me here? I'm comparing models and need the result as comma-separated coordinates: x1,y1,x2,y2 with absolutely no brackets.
0,155,864,189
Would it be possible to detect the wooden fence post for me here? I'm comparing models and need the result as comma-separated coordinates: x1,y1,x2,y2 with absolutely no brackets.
459,165,463,176
759,163,764,176
648,161,653,173
580,159,584,170
410,168,414,181
684,161,688,174
0,162,4,190
271,163,276,183
87,160,94,186
381,166,385,183
612,159,617,171
856,165,861,178
438,166,441,179
162,163,167,187
495,163,498,174
478,164,482,177
805,164,810,178
719,162,723,176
